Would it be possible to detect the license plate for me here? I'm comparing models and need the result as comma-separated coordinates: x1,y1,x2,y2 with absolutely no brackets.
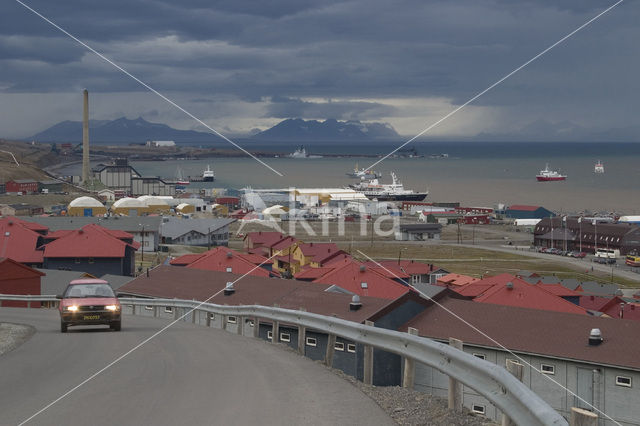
83,315,100,320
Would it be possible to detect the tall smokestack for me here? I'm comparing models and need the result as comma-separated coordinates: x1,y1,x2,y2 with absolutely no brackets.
82,89,90,185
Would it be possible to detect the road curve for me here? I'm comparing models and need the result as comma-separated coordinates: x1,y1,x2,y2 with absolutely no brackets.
0,308,394,426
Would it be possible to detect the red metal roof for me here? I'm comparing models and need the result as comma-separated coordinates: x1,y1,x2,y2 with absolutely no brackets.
312,258,410,300
579,295,612,312
170,253,205,266
437,273,479,287
461,273,588,315
118,265,392,323
270,236,298,250
244,231,284,246
43,224,137,258
538,283,581,297
185,247,272,277
400,298,640,370
294,267,334,280
0,257,45,279
237,252,273,265
0,218,44,264
0,216,48,233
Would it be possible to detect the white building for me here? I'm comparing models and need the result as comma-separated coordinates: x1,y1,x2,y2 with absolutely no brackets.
146,140,176,147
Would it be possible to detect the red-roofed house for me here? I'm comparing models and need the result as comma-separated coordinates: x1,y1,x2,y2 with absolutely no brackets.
43,224,139,276
0,257,44,307
243,231,284,251
370,260,446,285
313,258,410,299
294,267,335,281
597,297,640,321
456,273,588,315
0,217,45,266
290,242,346,274
172,247,276,277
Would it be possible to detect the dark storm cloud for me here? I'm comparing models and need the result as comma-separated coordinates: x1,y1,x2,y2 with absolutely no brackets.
265,96,398,120
0,0,638,138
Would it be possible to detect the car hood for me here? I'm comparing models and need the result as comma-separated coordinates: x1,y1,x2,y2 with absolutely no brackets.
60,297,119,307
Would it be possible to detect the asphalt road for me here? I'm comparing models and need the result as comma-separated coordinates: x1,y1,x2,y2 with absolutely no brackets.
0,308,394,426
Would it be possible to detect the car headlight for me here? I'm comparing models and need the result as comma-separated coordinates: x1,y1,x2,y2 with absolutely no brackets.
105,305,120,311
65,305,78,312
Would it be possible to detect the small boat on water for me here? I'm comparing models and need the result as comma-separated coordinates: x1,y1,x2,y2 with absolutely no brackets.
594,160,604,174
202,165,215,182
346,164,381,179
536,163,566,181
174,166,189,186
287,146,322,158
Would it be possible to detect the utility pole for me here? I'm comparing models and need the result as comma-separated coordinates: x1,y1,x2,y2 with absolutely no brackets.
139,224,145,270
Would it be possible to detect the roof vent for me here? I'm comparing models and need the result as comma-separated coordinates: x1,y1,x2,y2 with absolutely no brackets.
350,294,362,311
226,251,233,258
506,282,514,289
4,232,9,237
359,265,366,272
224,281,235,296
588,328,603,346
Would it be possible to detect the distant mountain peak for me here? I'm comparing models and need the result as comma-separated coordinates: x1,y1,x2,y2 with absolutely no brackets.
251,118,399,141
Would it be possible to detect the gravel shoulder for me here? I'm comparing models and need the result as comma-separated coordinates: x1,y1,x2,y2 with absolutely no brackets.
331,367,497,426
0,323,35,356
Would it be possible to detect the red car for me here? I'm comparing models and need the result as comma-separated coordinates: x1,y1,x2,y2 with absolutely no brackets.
57,279,121,332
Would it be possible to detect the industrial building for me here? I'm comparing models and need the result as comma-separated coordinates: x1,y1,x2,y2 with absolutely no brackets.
534,217,640,254
504,205,555,219
92,159,141,193
67,196,107,217
131,176,176,196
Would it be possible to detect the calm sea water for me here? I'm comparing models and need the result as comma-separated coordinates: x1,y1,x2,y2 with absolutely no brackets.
59,142,640,214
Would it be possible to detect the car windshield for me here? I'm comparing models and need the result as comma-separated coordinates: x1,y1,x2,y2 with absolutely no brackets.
64,284,115,298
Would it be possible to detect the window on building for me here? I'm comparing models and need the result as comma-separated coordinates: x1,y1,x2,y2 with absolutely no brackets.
541,364,555,375
249,320,255,327
616,376,632,388
280,333,291,342
361,282,368,289
227,316,237,324
334,342,345,351
144,305,153,310
473,353,486,360
226,267,233,273
472,405,486,415
306,337,317,347
267,331,273,340
74,258,81,264
347,344,356,353
164,306,173,313
209,313,215,320
88,258,95,264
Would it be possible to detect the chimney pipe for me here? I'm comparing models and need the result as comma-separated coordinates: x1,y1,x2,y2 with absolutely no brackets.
588,328,603,346
349,294,362,311
506,282,514,289
224,281,235,296
82,89,90,185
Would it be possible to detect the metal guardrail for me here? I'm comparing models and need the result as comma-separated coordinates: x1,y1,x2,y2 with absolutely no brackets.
1,294,567,426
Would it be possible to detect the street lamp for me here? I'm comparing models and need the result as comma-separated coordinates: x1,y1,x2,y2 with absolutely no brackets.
398,247,408,265
139,223,145,270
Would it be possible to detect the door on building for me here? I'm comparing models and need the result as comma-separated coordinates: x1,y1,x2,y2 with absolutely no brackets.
83,208,92,217
575,368,593,410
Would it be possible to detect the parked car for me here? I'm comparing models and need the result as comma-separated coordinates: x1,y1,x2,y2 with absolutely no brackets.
593,257,608,264
574,252,587,258
606,258,617,265
57,279,121,332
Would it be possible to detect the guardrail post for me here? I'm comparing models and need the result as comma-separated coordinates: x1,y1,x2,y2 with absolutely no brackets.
570,407,597,426
448,337,463,412
206,312,211,327
222,315,228,331
502,359,524,426
402,327,419,389
297,307,307,355
132,304,136,316
363,320,374,385
27,300,31,308
192,309,197,324
237,316,243,335
173,307,179,321
325,334,336,367
272,321,279,343
153,306,158,318
253,318,260,338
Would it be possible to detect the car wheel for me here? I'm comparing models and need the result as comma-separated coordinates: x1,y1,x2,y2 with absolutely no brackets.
61,322,68,333
111,321,121,331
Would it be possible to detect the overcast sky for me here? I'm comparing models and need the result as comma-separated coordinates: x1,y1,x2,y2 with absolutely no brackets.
0,0,638,140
